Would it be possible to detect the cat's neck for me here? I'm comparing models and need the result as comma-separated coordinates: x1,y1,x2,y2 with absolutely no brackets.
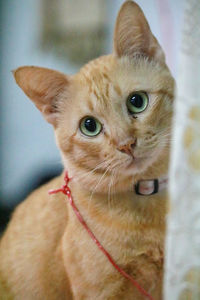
69,178,168,228
64,152,169,235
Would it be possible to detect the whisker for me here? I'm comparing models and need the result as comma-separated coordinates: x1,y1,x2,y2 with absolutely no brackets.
107,170,113,217
87,165,112,211
76,159,111,181
108,169,117,218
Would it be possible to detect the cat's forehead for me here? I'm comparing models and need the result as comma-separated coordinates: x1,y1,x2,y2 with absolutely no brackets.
78,55,117,94
75,54,173,108
79,55,116,76
74,55,121,112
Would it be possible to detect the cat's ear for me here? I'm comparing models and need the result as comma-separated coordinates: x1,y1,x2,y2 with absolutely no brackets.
114,1,165,63
13,66,69,126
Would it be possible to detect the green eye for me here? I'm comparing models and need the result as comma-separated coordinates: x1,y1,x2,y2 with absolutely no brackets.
80,116,102,137
126,92,149,114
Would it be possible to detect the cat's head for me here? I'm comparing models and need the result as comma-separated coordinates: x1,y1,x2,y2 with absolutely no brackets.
14,1,174,193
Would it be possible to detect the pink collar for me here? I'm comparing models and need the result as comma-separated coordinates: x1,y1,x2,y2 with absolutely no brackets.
135,177,168,196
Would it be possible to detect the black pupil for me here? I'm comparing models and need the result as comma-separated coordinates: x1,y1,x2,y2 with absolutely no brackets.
130,94,144,108
85,118,96,132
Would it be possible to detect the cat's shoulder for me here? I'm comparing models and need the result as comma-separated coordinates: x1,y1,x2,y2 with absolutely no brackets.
2,174,68,240
0,175,70,299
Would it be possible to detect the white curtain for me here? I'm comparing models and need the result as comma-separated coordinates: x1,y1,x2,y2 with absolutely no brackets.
164,0,200,299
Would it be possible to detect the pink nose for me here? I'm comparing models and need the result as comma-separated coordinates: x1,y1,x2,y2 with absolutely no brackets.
117,139,137,156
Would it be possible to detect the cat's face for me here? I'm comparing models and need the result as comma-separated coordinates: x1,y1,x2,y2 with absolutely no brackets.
14,1,174,193
56,55,173,192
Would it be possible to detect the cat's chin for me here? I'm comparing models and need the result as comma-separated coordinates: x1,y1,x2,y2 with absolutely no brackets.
125,156,152,175
125,145,168,175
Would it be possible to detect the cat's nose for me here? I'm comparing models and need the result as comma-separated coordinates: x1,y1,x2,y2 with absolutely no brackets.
117,139,137,156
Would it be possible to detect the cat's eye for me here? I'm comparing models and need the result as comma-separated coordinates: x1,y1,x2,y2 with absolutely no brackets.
126,92,149,114
80,116,102,137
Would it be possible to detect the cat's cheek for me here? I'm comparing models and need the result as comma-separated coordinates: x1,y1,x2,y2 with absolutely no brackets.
125,159,150,176
147,144,169,170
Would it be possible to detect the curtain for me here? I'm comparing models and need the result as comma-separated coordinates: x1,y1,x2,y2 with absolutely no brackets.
164,0,200,298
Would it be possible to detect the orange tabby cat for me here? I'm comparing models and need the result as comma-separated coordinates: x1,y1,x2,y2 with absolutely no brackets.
0,1,174,299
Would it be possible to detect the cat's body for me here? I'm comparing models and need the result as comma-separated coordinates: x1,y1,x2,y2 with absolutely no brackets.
0,174,166,300
0,2,174,299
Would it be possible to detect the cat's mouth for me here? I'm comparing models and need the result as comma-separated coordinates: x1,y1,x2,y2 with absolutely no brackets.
125,155,152,172
127,156,146,166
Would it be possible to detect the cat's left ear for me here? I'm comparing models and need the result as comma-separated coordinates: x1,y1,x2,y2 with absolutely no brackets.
114,0,165,63
13,66,69,127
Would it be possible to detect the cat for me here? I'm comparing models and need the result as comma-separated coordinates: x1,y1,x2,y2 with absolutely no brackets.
0,1,174,299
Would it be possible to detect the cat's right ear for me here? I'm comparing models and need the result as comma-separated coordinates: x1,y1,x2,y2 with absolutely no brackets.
13,66,69,127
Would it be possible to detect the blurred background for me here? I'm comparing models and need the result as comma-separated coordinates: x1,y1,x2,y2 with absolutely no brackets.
0,0,184,232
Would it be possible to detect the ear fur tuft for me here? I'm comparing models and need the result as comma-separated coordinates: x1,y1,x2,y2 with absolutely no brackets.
13,66,69,126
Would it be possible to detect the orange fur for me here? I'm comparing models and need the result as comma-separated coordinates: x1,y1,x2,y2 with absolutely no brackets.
0,1,174,299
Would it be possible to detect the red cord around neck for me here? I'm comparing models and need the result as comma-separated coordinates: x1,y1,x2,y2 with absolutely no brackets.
49,172,155,300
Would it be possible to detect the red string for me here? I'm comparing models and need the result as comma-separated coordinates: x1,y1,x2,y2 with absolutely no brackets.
49,172,155,300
